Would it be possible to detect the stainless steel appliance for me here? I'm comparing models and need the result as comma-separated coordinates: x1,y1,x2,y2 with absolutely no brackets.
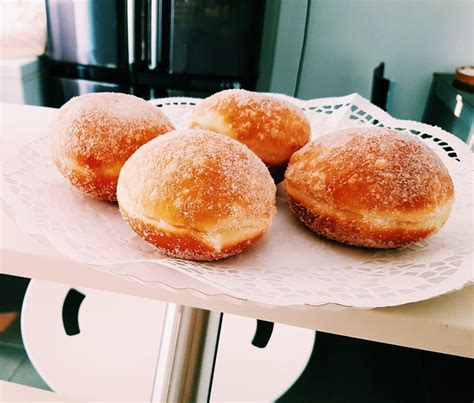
43,0,265,106
423,73,473,147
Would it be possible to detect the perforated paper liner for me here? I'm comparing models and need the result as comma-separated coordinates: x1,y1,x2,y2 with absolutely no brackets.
2,93,472,308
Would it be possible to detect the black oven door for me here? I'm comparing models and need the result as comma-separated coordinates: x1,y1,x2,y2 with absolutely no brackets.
165,0,264,78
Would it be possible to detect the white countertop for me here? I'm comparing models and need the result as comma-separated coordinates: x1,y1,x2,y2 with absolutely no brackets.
1,102,473,359
0,57,40,78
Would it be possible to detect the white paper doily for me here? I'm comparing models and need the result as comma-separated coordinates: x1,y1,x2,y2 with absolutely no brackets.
2,93,473,308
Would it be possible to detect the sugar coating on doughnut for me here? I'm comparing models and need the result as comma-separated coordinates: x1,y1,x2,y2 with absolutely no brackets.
284,127,454,248
50,92,175,201
117,129,277,261
188,89,311,168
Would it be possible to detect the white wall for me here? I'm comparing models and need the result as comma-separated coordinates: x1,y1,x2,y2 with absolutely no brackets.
296,0,473,120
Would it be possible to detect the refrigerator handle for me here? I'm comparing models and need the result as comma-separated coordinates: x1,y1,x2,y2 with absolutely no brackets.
127,0,135,66
149,0,162,69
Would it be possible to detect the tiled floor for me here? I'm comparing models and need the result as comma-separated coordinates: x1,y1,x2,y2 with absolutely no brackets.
0,312,51,391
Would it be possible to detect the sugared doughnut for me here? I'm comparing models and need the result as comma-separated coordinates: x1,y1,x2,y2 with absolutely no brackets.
284,127,454,249
188,89,311,182
117,129,276,261
50,92,175,201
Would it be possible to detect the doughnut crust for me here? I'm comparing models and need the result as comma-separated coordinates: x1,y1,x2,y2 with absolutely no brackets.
284,127,454,249
188,89,311,181
50,92,175,201
117,129,276,261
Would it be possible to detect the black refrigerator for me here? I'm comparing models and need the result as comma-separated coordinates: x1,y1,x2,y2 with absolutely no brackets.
43,0,265,107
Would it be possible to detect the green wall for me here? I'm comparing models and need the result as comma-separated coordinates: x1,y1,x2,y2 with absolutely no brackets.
262,0,473,121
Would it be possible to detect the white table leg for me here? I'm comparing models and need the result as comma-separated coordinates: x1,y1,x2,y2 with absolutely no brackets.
151,303,222,403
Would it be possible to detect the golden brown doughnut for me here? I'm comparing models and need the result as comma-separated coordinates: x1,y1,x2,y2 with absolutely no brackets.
117,129,276,261
50,92,175,201
188,89,311,182
284,127,454,249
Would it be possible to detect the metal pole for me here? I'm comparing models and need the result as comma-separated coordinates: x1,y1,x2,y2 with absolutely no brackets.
151,304,223,403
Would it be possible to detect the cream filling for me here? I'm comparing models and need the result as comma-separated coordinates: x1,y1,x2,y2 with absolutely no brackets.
189,110,237,139
120,200,267,252
285,183,453,232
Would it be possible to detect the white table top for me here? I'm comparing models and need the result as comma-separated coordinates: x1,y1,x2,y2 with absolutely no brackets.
0,380,69,402
1,102,473,359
